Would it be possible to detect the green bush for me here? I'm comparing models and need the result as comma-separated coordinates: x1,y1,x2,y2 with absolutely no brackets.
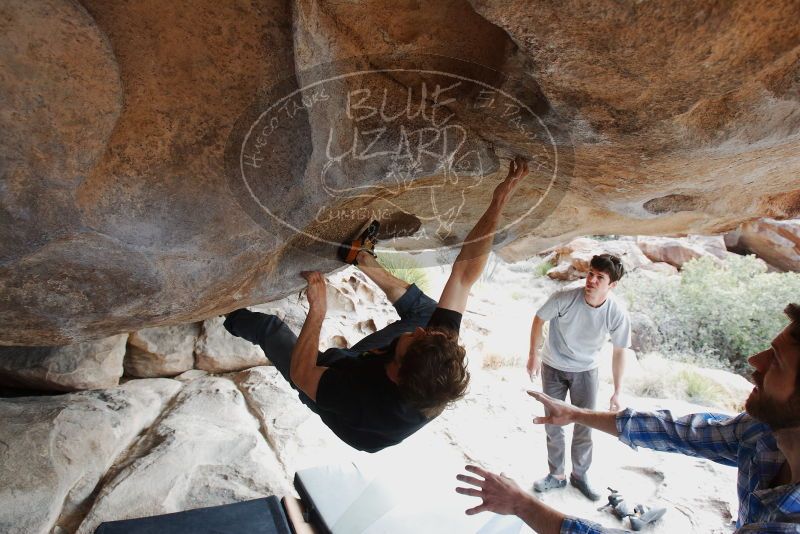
376,252,432,295
620,255,800,374
588,235,619,242
533,259,555,277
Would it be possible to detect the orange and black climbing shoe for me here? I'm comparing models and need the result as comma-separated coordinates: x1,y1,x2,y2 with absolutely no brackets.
338,220,380,265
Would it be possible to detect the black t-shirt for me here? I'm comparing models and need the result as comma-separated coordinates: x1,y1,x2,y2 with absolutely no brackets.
314,307,462,452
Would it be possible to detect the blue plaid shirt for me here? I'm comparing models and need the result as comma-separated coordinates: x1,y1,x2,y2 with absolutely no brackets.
561,409,800,533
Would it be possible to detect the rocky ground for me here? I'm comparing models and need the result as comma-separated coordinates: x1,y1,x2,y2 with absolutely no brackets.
0,363,745,534
0,247,758,534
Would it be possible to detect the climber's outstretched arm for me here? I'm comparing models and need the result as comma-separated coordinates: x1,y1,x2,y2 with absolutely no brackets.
289,271,328,401
437,157,528,313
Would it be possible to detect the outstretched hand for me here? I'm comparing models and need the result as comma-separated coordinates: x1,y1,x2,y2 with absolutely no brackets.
455,465,526,516
527,390,579,426
300,271,327,315
492,156,529,206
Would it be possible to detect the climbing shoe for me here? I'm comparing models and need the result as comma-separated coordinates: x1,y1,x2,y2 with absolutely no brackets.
337,220,380,265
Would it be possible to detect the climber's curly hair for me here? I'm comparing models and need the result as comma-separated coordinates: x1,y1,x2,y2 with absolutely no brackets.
396,328,470,418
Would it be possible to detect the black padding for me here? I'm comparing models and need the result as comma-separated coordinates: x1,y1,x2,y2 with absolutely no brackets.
94,497,290,534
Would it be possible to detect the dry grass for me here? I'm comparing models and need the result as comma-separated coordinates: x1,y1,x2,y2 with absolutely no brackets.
625,354,748,411
482,352,524,370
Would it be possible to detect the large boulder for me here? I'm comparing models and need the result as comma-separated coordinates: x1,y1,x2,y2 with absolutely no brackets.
726,218,800,272
636,235,730,269
124,324,199,378
0,0,125,347
1,1,799,345
76,377,290,533
0,334,127,391
0,0,301,346
233,366,361,469
0,379,182,534
194,316,268,373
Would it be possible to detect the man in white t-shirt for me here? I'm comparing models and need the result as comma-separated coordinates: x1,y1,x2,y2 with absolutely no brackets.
526,254,631,501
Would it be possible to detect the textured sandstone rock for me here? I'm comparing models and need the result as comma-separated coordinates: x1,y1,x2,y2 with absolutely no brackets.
0,0,122,281
0,0,300,345
636,235,730,269
543,237,651,281
125,324,199,378
194,316,268,373
726,218,800,271
76,377,289,534
233,366,361,470
478,0,800,260
1,1,799,344
250,267,398,352
318,268,397,348
173,369,209,382
544,262,581,282
0,379,182,534
0,334,127,391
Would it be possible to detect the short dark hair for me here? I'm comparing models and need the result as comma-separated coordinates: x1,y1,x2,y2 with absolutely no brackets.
781,303,800,390
786,303,800,344
590,254,625,283
396,329,469,417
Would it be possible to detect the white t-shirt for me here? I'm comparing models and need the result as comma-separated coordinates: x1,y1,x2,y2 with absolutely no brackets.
536,287,631,372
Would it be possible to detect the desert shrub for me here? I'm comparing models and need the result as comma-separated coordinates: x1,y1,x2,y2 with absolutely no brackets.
679,369,726,406
376,252,432,295
481,352,523,369
625,354,743,410
619,255,800,374
533,260,555,277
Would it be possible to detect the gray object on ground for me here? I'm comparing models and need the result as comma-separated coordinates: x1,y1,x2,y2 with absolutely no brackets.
629,506,667,531
599,488,667,528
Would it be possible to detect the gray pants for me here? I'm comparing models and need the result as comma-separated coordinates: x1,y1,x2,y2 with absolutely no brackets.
542,363,599,479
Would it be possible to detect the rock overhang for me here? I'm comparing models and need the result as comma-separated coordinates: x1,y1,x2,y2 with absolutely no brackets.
0,0,798,344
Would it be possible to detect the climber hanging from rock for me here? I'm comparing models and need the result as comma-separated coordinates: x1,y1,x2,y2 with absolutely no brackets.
223,157,529,452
